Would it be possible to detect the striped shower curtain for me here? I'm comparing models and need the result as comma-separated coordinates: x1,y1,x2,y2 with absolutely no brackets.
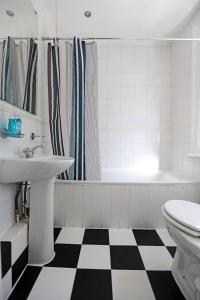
68,37,101,180
69,38,86,180
0,37,13,102
47,37,101,181
0,37,27,108
47,39,68,180
23,38,38,114
0,37,37,114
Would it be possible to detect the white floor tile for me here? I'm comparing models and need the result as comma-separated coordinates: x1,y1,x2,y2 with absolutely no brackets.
78,245,111,269
56,227,85,244
139,246,172,270
28,267,76,300
112,270,155,300
109,229,137,245
156,228,176,246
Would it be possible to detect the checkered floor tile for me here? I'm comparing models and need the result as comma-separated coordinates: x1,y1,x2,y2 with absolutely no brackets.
9,228,185,300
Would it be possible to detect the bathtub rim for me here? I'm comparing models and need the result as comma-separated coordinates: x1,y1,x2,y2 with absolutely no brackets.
55,179,199,186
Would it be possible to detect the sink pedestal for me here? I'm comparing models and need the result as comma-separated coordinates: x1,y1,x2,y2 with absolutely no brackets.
28,177,55,265
0,155,74,264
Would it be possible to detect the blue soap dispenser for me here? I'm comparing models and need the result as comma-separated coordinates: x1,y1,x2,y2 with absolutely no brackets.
16,116,22,135
8,114,17,135
8,114,22,136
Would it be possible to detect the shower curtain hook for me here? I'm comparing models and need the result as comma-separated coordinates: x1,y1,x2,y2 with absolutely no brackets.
53,38,59,47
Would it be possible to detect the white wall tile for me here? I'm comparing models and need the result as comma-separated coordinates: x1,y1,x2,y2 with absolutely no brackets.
170,33,200,180
98,42,171,172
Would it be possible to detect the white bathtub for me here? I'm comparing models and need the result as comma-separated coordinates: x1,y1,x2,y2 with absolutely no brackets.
101,170,189,183
54,171,200,229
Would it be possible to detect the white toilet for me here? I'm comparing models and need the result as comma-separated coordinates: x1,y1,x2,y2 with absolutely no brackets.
162,200,200,300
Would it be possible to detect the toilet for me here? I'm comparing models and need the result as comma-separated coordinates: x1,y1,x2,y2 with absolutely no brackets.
162,200,200,300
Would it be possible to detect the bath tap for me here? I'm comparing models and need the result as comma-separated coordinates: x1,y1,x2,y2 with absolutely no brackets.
22,144,44,158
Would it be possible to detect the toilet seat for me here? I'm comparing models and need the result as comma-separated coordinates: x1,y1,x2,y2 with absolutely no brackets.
163,200,200,237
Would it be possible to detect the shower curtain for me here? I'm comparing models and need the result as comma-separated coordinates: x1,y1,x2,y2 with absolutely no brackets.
66,37,101,180
47,37,101,181
69,38,86,180
84,41,101,180
47,39,68,180
0,37,15,103
0,37,28,109
23,38,38,114
0,36,37,114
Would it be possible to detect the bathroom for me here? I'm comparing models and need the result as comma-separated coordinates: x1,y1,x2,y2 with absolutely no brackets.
0,0,200,299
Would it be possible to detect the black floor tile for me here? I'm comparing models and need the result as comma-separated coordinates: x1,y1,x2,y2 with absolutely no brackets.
1,241,11,278
133,229,164,246
8,266,42,300
147,271,185,300
83,229,109,245
71,269,113,300
167,247,176,258
46,244,81,268
110,246,145,270
12,246,28,286
54,227,62,242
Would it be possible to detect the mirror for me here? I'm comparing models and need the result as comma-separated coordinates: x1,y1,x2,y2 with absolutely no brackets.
0,0,38,114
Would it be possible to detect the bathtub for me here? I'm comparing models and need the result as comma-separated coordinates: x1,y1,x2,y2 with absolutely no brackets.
54,171,200,229
101,170,190,183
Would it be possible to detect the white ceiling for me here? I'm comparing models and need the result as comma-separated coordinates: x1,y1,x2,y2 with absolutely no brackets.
48,0,200,38
0,0,38,37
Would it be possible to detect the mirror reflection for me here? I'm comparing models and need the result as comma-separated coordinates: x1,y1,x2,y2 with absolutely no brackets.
0,0,38,114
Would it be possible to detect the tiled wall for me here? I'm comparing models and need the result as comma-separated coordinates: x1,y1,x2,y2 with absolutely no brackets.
171,20,200,180
98,41,172,173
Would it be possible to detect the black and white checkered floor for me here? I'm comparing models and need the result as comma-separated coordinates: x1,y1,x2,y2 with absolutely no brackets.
9,227,185,300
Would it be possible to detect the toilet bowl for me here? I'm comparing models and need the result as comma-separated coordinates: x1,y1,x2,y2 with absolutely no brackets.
162,200,200,300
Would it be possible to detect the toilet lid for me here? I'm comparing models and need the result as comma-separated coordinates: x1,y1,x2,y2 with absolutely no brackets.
164,200,200,232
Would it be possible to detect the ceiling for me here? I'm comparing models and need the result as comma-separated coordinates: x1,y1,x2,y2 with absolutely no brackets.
0,0,38,37
45,0,200,38
1,0,199,38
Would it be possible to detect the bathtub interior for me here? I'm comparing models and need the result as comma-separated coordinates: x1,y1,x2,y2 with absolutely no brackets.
100,169,190,183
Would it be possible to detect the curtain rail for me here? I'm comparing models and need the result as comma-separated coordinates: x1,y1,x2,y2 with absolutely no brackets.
42,37,200,41
0,37,198,41
0,37,37,40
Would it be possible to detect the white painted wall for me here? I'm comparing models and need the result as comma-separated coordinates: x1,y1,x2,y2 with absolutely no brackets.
98,41,171,174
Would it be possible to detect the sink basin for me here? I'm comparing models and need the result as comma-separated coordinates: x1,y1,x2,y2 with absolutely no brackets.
0,155,74,183
0,155,74,265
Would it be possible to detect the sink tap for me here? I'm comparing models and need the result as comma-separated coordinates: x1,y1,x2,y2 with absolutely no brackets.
22,144,44,158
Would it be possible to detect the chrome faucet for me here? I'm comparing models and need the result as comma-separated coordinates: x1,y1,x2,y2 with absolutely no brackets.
22,144,44,158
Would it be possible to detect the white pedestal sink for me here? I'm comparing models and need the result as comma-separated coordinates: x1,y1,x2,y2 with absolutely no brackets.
0,155,74,264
